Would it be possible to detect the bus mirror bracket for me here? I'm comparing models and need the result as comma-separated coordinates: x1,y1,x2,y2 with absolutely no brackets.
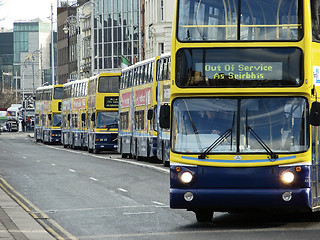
147,108,153,120
160,104,170,129
310,102,320,126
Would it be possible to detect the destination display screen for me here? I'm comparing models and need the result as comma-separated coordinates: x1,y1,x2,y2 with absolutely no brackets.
204,62,283,81
105,97,119,108
176,48,303,87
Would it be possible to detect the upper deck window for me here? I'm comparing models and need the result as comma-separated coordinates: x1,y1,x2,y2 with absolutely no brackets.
54,87,63,100
177,0,303,41
98,76,120,93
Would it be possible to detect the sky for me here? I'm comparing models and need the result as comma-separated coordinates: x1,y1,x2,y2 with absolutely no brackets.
0,0,58,30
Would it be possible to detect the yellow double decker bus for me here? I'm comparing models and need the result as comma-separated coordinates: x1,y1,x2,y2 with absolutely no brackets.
118,65,134,158
164,0,320,222
132,58,158,160
34,88,44,142
70,78,88,150
119,57,159,161
87,73,120,153
156,53,171,166
34,84,63,144
61,81,73,148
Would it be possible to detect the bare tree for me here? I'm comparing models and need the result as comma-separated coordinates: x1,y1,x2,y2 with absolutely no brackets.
0,90,18,109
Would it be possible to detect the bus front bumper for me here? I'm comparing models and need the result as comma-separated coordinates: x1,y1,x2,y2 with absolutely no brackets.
49,130,61,143
170,188,312,212
94,133,118,150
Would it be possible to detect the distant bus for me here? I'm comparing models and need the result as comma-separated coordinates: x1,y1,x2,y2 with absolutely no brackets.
118,65,134,158
119,57,158,161
70,78,88,149
156,53,171,166
61,82,73,147
118,55,171,165
35,85,63,143
87,73,120,153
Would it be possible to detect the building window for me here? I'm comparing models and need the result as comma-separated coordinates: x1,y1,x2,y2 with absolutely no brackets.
159,43,164,55
160,0,164,22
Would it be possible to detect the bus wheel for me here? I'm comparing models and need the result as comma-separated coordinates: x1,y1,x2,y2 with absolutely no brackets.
195,210,214,223
309,211,320,222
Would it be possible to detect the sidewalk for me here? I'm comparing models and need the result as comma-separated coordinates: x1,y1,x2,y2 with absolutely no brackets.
0,186,55,240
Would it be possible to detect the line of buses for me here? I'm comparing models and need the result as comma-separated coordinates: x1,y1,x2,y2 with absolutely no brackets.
35,0,320,223
34,53,171,166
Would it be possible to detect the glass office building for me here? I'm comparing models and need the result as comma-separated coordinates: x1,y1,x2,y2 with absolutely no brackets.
79,0,141,75
13,20,54,94
95,0,141,70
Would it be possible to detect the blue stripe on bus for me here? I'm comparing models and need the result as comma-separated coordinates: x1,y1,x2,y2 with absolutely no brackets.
181,155,296,163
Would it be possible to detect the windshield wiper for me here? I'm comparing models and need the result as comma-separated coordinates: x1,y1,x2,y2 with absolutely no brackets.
198,129,232,159
246,126,278,161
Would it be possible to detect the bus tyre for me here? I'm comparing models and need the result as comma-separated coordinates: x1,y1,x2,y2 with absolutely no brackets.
195,210,214,223
93,148,100,154
309,211,320,222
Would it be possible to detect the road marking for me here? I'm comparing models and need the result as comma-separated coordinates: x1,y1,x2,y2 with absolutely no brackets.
51,164,56,166
123,211,155,215
117,188,128,193
69,169,76,173
152,201,165,206
89,177,98,182
45,145,170,174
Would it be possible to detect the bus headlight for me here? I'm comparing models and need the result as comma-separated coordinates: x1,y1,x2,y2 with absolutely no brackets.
281,171,295,184
180,171,193,184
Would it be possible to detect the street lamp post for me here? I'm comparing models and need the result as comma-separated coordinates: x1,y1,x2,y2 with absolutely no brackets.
63,14,80,79
24,49,42,97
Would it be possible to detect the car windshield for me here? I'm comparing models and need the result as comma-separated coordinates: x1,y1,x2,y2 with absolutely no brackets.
96,111,118,129
177,0,302,41
171,97,308,154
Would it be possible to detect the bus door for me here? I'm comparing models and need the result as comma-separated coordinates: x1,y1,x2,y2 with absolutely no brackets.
312,126,320,207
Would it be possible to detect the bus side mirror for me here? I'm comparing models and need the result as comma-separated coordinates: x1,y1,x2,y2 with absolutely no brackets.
91,113,95,122
48,114,52,121
147,108,153,120
67,114,70,121
160,104,170,129
310,102,320,126
81,113,86,122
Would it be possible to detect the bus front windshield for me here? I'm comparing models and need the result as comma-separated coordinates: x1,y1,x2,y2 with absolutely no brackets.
171,97,308,154
53,114,61,127
54,87,63,99
96,112,118,129
177,0,302,41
